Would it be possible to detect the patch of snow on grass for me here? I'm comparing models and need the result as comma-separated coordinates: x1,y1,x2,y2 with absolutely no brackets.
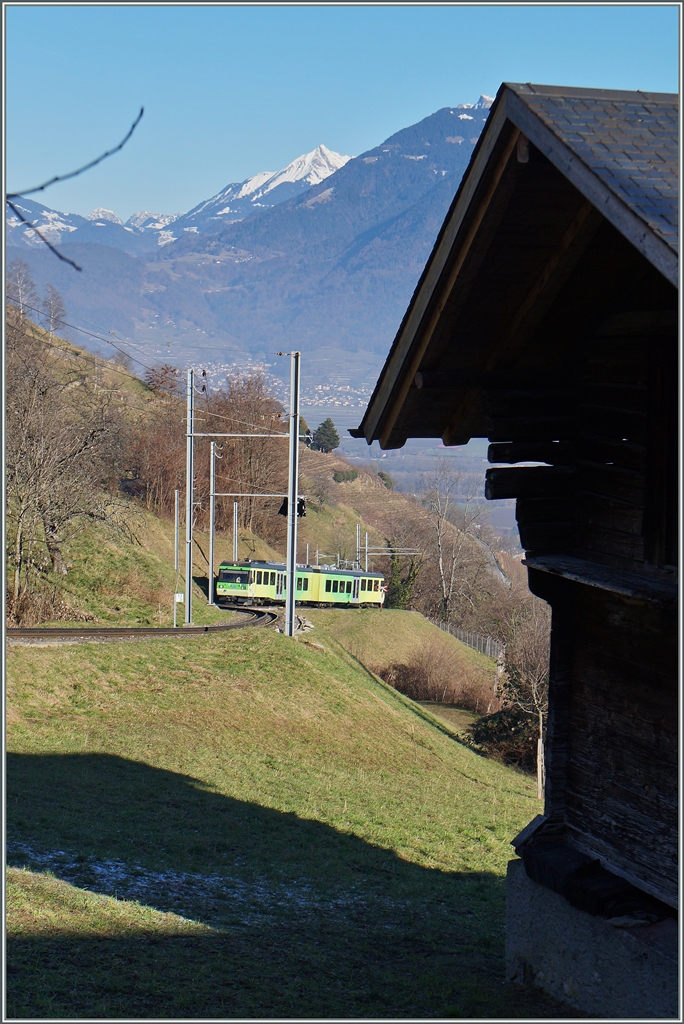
7,840,412,928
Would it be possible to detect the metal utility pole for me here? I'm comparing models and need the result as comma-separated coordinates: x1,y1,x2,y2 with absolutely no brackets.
233,501,239,562
365,531,369,572
208,442,216,606
174,490,179,573
285,351,301,637
306,542,310,565
185,369,194,624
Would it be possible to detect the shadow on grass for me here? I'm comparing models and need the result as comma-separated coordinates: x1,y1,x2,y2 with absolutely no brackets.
7,753,572,1019
193,574,210,598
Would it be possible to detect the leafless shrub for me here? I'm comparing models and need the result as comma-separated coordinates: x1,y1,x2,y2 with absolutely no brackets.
144,363,184,399
375,637,500,714
5,587,95,627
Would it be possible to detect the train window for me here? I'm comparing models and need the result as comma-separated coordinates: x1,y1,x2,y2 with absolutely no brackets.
374,580,380,591
325,579,331,592
218,570,249,584
303,578,309,591
346,581,352,593
296,577,302,590
270,572,276,586
360,579,366,591
256,571,262,585
332,580,339,593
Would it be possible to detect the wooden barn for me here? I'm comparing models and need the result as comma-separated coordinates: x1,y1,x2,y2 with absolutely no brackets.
352,83,678,1017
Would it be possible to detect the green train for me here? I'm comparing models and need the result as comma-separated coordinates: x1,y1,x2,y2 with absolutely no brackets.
215,560,386,608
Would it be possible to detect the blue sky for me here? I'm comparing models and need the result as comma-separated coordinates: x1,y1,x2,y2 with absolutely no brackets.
6,4,679,221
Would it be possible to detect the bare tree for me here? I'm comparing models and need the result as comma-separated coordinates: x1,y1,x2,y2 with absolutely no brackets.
144,363,184,399
111,349,134,372
199,374,287,541
127,399,185,515
127,369,289,549
40,284,66,341
6,259,39,321
420,460,487,624
501,599,551,798
6,302,132,617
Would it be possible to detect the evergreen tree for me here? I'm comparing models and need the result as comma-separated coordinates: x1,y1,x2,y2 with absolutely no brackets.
311,418,340,453
385,547,422,609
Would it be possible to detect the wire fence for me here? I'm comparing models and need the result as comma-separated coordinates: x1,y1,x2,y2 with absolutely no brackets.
429,619,506,661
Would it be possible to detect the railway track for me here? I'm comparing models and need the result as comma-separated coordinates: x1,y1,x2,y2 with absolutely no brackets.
6,608,277,644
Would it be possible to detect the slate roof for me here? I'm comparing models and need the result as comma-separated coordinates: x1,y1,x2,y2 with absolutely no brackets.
509,84,678,254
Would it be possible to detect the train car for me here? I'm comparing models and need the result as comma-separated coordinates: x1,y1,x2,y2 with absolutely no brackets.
215,559,385,608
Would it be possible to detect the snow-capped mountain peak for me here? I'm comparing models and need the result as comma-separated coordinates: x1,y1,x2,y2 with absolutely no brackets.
126,211,181,231
456,94,494,112
243,145,351,200
171,144,352,236
87,208,123,225
236,170,277,200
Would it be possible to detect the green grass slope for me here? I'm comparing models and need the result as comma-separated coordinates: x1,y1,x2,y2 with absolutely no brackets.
40,506,285,627
5,627,572,1018
312,606,495,676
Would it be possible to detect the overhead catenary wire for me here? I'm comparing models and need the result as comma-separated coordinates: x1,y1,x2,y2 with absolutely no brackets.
7,322,150,389
17,303,293,431
17,302,157,374
9,317,296,435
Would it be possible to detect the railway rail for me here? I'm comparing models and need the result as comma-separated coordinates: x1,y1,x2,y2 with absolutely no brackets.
6,608,276,644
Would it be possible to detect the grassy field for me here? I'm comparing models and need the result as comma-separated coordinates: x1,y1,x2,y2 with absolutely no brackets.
5,615,576,1019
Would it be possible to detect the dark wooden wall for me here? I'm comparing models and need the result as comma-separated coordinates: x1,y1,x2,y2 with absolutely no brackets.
567,587,678,907
482,222,678,908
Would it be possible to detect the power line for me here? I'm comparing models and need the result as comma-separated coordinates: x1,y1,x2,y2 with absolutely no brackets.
18,302,156,373
17,304,291,417
196,408,287,432
68,313,155,359
7,321,154,392
10,313,292,432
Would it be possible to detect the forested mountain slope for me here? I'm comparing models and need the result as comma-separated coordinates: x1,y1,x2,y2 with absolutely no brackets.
8,100,492,381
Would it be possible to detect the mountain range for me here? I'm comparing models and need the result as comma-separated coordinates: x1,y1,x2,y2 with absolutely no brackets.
7,96,493,404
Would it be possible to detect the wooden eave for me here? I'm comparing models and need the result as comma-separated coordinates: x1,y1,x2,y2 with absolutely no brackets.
353,83,678,450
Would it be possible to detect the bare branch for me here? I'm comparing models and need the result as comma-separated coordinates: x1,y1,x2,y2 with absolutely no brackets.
7,107,144,199
6,107,144,272
6,200,82,271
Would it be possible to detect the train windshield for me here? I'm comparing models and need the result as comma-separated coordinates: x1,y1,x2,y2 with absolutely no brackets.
218,570,249,584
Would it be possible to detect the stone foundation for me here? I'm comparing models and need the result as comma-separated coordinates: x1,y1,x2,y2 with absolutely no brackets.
505,859,678,1019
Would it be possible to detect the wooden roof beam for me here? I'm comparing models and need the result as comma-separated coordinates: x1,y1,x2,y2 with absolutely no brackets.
360,97,522,448
440,198,601,446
